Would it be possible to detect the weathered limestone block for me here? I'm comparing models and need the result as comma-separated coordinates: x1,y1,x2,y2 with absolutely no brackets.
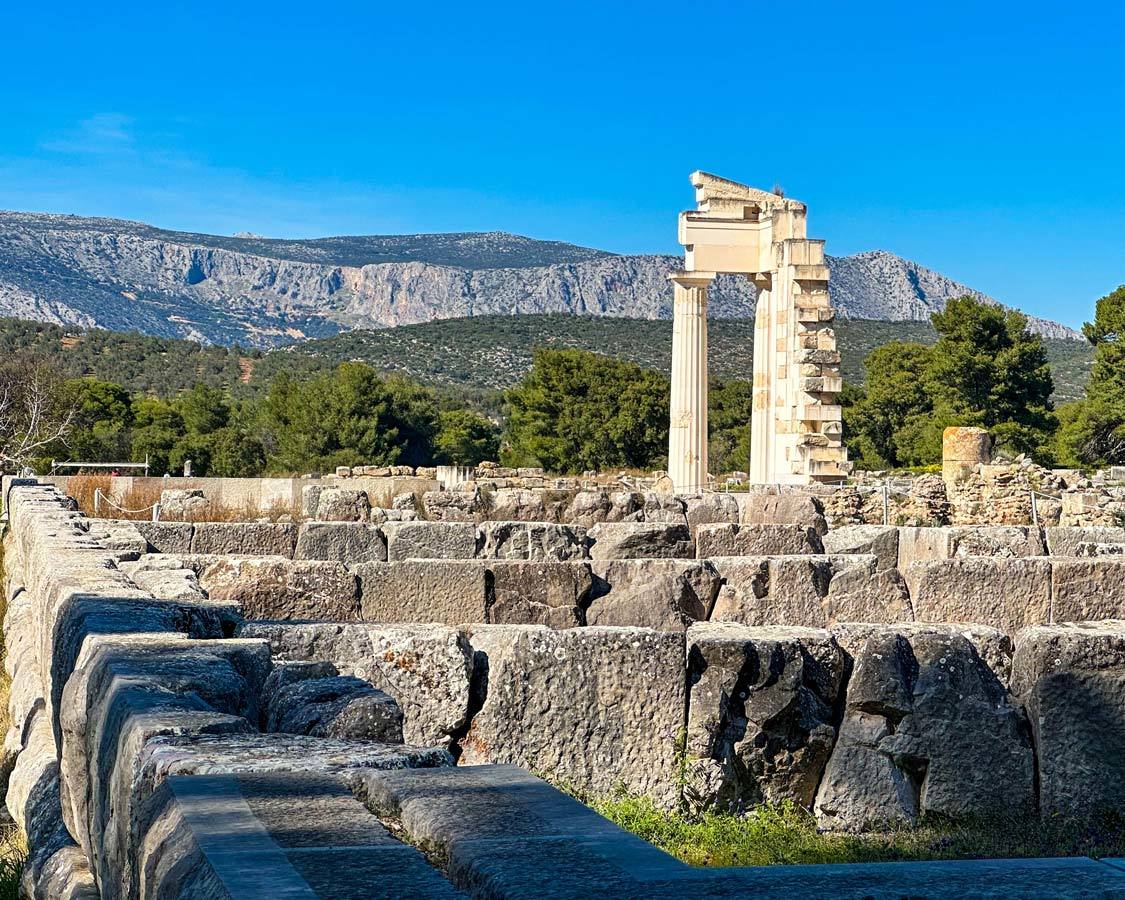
684,623,845,812
740,493,828,536
563,490,642,527
190,522,297,556
1052,558,1125,621
301,484,324,519
294,521,387,563
641,493,688,525
459,625,686,806
158,488,209,519
58,633,270,896
355,560,488,625
485,488,555,522
420,489,477,522
488,560,594,628
136,772,460,900
1045,525,1125,557
814,625,1034,831
683,493,739,531
896,526,954,570
950,526,1045,558
708,558,769,624
822,557,913,626
588,559,723,631
587,522,694,560
822,525,899,571
696,523,823,558
133,521,194,554
126,565,206,603
1076,541,1125,557
83,520,147,559
905,557,1052,632
477,521,588,561
383,520,479,561
199,557,359,621
711,555,910,630
263,663,404,742
313,487,372,522
1011,622,1125,818
239,622,474,746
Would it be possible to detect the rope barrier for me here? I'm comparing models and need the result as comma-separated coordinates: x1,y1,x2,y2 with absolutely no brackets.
93,489,161,520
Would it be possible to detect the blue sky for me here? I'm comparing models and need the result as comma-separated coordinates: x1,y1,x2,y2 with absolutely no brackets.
2,1,1122,328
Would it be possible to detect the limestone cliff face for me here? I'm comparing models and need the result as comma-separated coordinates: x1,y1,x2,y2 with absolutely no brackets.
0,211,1080,346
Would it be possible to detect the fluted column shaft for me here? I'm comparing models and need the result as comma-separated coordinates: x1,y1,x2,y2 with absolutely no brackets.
667,272,714,493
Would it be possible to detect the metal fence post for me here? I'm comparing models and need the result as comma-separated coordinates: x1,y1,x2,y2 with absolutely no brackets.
93,488,101,518
882,483,890,526
1031,491,1039,528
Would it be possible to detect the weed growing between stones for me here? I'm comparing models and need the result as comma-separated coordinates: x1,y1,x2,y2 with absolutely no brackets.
0,827,25,900
586,793,1125,867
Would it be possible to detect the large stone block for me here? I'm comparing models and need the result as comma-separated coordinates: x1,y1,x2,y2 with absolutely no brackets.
896,526,954,570
459,625,686,806
905,557,1052,632
739,493,828,536
696,523,823,558
587,522,694,560
684,623,845,812
683,493,739,531
477,521,588,561
487,560,593,628
383,520,479,561
708,558,770,624
822,525,899,572
822,556,913,626
313,487,371,522
814,625,1034,831
58,633,270,896
294,522,388,563
356,560,488,625
1045,526,1125,557
199,557,359,621
262,664,404,742
239,622,474,747
949,526,1045,558
1011,622,1125,818
709,556,833,627
190,522,297,557
133,521,195,554
83,520,147,559
589,559,723,631
1052,558,1125,621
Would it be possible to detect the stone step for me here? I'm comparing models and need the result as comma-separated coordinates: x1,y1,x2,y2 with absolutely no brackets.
148,772,464,898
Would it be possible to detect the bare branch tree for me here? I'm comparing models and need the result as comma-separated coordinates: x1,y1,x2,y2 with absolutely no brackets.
0,356,74,472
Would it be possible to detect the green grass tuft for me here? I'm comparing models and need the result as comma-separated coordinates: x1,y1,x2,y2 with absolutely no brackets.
588,794,1125,868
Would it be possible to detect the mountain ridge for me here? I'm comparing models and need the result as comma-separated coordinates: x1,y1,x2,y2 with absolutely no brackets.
0,210,1082,346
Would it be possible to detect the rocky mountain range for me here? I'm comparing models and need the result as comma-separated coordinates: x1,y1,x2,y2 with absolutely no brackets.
0,210,1081,347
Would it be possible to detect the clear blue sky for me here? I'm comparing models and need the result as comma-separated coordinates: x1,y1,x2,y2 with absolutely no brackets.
2,1,1122,328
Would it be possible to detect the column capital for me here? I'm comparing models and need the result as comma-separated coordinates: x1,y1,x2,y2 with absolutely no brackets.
668,270,716,288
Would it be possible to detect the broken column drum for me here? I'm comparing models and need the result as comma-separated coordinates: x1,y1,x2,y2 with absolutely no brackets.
667,172,849,489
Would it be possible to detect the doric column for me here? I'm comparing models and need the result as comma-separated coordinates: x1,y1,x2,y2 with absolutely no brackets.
749,273,774,484
667,271,714,493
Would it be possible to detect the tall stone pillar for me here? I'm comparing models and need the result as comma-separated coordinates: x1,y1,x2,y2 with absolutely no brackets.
749,273,774,484
667,271,714,493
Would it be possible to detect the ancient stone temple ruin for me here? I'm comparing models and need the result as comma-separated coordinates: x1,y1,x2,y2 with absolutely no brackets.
668,172,849,491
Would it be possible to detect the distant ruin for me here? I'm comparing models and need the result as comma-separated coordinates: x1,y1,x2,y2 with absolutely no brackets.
668,172,848,491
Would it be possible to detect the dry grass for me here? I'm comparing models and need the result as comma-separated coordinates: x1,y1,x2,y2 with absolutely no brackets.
67,475,299,523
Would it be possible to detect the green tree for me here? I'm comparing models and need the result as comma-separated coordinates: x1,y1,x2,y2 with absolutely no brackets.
708,378,753,474
130,397,186,475
176,383,230,435
843,342,934,468
58,378,134,463
503,349,668,473
928,297,1056,460
261,363,440,473
209,426,267,476
1058,284,1125,466
844,297,1058,469
435,409,500,465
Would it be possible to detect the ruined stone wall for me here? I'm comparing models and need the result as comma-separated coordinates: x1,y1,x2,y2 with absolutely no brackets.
7,481,1125,897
